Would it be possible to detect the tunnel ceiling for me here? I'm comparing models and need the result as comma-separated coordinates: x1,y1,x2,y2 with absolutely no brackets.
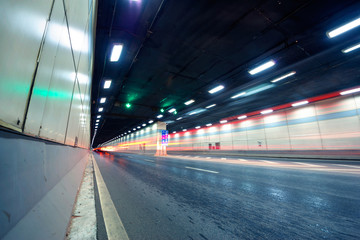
91,0,360,147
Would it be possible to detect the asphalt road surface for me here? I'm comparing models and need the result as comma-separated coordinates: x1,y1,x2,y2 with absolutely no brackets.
93,152,360,240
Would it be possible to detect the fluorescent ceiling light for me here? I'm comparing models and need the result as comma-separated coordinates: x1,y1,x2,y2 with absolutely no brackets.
133,128,136,131
205,104,216,109
104,80,112,89
327,17,360,38
98,107,103,112
209,85,224,94
148,120,154,124
100,97,106,103
184,99,195,105
342,43,360,53
157,114,163,118
195,126,201,129
128,131,131,133
96,119,100,122
237,115,247,120
124,133,127,135
137,126,140,129
340,87,360,95
261,109,273,115
231,92,246,99
173,131,176,133
245,84,274,96
206,123,212,127
110,44,123,62
248,60,275,75
270,71,296,83
97,115,101,118
292,100,309,107
220,120,227,124
176,117,183,120
183,129,187,132
142,124,146,126
168,108,176,113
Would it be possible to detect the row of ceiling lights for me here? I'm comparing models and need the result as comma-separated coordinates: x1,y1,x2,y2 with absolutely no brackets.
98,15,360,143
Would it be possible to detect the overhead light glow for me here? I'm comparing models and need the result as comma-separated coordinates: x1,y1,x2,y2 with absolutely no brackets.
184,99,195,105
142,124,146,126
173,131,176,133
220,120,227,124
231,92,246,99
340,87,360,95
270,71,296,83
96,119,100,122
206,123,212,127
110,44,123,62
98,107,103,112
261,109,273,115
128,131,131,133
133,128,136,131
97,115,101,118
209,85,224,94
237,115,247,120
195,126,201,129
205,104,216,109
183,129,187,132
248,60,275,75
342,43,360,53
104,80,112,89
100,98,106,104
168,108,176,113
125,103,131,109
137,126,140,129
292,101,309,107
157,114,163,118
176,117,183,120
327,17,360,38
148,120,154,124
160,108,165,113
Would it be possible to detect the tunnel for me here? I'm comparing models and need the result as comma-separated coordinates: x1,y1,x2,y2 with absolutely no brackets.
1,0,360,239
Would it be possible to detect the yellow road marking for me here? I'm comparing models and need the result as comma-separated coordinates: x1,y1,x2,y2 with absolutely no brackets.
92,155,129,240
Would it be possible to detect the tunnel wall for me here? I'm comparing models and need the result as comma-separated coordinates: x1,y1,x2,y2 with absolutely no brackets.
0,0,96,238
167,93,360,154
0,0,94,148
99,122,167,155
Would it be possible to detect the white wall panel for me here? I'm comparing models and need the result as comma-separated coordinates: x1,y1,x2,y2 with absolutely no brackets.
321,133,360,150
233,140,248,150
318,117,360,135
0,0,52,128
266,138,291,150
65,87,82,146
247,139,267,150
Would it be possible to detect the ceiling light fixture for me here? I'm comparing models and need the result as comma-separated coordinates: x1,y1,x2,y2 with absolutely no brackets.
209,85,224,94
237,115,247,120
292,101,309,107
157,114,163,118
104,80,112,89
184,99,195,105
248,60,275,75
176,117,183,120
220,120,227,124
100,97,106,103
110,44,123,62
133,128,136,131
261,109,273,115
342,43,360,53
195,126,201,129
231,92,246,99
340,87,360,95
327,17,360,38
137,126,140,129
206,123,212,127
205,104,216,109
183,129,187,132
270,71,296,83
148,120,154,124
168,108,176,113
96,119,100,122
97,115,101,118
142,124,146,126
173,131,176,133
98,107,103,112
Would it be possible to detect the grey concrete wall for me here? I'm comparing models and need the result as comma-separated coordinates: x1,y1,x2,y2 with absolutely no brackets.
0,130,89,239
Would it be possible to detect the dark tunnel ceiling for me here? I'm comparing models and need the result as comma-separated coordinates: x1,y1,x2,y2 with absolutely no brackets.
91,0,360,147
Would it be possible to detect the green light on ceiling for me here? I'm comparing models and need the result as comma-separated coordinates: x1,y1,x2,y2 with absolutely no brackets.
174,111,177,115
125,103,132,108
160,108,164,113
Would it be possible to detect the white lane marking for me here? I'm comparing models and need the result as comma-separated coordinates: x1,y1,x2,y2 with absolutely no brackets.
185,166,219,174
294,162,323,167
144,159,155,163
221,158,227,160
206,157,211,159
335,164,360,169
261,160,277,164
93,156,129,240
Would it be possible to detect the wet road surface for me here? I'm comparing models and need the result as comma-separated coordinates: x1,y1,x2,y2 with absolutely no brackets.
93,152,360,239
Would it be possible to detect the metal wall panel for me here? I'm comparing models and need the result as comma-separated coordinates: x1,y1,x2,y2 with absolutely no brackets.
0,0,52,128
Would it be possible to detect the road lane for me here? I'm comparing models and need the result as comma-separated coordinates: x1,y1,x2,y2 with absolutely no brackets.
93,152,360,239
